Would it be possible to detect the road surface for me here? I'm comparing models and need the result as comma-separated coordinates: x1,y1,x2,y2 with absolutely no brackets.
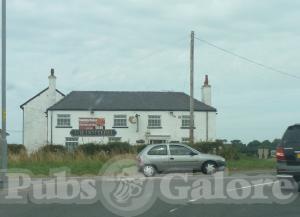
0,172,298,217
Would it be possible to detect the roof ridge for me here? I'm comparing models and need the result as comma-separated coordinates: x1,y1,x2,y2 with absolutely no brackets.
70,90,184,93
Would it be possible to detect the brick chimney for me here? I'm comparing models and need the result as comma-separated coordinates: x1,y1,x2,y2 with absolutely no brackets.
201,75,212,105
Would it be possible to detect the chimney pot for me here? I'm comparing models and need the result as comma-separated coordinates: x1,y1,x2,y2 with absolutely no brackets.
204,74,209,85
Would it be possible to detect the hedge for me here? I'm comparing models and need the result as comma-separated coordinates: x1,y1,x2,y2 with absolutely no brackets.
8,144,26,154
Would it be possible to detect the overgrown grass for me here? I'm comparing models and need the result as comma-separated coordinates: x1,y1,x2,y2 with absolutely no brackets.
8,149,276,176
8,150,112,176
227,154,276,171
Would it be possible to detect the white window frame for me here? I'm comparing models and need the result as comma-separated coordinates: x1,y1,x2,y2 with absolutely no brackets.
181,115,191,128
148,115,161,128
182,137,190,143
65,137,78,151
57,114,71,128
113,115,127,128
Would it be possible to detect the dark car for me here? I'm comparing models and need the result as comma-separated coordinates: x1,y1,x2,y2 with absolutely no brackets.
277,124,300,184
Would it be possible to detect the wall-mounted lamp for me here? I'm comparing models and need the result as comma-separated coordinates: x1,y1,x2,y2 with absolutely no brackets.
169,111,176,117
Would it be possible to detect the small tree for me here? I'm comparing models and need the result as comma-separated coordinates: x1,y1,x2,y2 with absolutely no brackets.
231,140,247,153
246,140,261,156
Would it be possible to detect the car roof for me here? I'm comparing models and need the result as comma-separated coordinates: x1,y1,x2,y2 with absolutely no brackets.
287,124,300,130
147,143,186,146
143,143,190,151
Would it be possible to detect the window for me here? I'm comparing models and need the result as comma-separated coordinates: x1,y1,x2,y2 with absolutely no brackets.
181,115,191,128
148,115,161,128
150,140,166,144
109,137,122,143
148,145,167,155
182,137,190,143
57,114,71,127
170,145,193,155
65,137,78,151
113,115,127,128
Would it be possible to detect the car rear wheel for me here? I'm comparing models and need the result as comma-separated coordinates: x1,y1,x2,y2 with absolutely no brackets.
202,161,217,175
143,165,156,177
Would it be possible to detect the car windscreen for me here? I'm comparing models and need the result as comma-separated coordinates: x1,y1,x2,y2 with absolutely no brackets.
282,125,300,148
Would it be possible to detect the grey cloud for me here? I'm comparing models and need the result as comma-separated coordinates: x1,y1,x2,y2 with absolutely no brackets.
5,0,300,143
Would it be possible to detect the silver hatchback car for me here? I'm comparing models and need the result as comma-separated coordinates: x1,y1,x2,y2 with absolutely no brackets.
137,143,226,177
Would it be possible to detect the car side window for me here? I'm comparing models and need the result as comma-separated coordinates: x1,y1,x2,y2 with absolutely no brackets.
148,145,168,155
170,145,192,155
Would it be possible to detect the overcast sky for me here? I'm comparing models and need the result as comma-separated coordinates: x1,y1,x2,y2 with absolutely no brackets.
4,0,300,144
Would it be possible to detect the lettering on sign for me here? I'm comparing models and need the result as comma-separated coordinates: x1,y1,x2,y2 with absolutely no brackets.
70,129,117,137
79,118,105,130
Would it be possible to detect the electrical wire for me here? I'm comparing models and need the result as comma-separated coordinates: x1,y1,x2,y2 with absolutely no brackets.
194,36,300,80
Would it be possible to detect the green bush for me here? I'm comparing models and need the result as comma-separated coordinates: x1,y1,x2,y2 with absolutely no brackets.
34,141,241,160
38,145,67,153
77,143,104,155
77,142,132,155
8,144,26,154
191,141,223,154
107,142,131,153
219,145,240,160
189,142,240,160
132,144,147,153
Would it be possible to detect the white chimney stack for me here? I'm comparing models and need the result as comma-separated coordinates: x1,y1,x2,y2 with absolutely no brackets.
48,68,57,104
201,75,212,106
48,68,56,91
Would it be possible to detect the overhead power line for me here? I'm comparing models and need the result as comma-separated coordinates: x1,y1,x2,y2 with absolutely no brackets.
194,36,300,80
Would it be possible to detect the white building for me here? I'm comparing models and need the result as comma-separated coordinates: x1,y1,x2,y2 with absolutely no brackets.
21,70,217,150
20,69,65,151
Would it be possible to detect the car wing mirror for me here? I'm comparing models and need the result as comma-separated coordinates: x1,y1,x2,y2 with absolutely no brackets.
190,152,197,156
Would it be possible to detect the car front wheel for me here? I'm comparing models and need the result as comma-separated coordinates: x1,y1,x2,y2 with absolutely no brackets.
143,165,156,177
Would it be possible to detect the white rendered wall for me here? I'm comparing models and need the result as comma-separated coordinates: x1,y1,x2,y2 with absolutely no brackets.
23,90,64,151
47,110,217,146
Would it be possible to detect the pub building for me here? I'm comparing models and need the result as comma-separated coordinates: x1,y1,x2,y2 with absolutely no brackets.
21,69,217,151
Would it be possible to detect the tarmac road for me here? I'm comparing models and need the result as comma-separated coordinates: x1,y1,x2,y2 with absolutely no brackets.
0,172,298,217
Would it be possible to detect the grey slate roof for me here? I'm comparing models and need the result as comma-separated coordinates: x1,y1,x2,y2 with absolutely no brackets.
48,91,217,112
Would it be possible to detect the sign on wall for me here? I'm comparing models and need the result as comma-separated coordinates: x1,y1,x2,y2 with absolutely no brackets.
79,118,105,130
70,129,117,137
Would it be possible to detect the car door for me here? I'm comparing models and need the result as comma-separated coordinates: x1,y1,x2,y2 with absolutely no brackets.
146,144,169,171
168,144,199,172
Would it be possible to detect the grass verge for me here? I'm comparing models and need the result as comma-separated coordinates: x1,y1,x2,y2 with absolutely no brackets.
8,152,276,176
227,155,276,171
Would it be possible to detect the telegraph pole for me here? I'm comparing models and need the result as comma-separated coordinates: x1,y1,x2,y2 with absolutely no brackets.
1,0,7,187
189,31,194,144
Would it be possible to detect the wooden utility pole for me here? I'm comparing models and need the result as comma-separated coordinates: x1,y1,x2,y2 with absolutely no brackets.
189,31,194,144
